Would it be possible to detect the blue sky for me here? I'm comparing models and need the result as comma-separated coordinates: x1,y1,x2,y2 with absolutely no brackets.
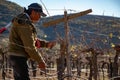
8,0,120,17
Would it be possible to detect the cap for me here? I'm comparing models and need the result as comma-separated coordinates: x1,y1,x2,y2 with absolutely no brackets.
28,3,47,17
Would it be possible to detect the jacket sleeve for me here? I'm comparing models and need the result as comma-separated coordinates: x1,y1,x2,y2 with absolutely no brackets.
18,24,44,63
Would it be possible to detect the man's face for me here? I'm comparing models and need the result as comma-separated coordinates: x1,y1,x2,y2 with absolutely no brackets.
30,10,41,23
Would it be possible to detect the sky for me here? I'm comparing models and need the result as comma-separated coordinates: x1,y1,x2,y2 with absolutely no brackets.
8,0,120,18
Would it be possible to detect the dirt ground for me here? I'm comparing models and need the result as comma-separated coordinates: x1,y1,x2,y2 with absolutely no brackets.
0,68,58,80
0,68,110,80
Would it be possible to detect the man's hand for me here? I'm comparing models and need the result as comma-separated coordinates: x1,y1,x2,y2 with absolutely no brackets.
47,41,56,49
38,62,46,69
35,39,41,48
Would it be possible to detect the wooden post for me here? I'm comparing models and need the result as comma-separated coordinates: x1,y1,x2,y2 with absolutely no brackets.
43,9,92,80
64,10,72,80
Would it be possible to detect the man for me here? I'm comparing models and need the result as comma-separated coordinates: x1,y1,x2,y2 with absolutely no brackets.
8,3,55,80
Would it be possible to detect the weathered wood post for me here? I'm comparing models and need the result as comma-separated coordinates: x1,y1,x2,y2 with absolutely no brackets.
56,39,66,80
43,9,92,80
64,10,72,80
82,48,99,80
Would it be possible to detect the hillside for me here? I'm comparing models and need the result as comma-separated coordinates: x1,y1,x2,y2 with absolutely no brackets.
0,0,23,27
39,15,120,49
0,0,120,49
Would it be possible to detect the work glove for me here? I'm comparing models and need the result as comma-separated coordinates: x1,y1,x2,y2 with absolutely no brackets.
35,38,56,49
38,62,46,69
35,39,41,48
0,27,6,34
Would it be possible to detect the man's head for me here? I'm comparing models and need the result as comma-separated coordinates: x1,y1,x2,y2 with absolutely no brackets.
28,3,46,17
28,3,46,22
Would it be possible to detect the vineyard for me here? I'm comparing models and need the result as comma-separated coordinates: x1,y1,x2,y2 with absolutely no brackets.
0,42,120,80
0,10,120,80
0,0,120,80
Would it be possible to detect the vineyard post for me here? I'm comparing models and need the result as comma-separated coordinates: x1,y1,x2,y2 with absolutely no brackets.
64,10,72,80
43,9,92,80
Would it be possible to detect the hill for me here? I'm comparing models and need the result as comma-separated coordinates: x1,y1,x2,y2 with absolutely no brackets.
0,0,23,27
0,0,120,49
39,15,120,49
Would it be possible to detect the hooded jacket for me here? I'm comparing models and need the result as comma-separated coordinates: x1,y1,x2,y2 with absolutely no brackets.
8,13,44,63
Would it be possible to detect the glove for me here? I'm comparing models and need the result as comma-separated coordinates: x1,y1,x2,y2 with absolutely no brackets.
35,39,41,48
38,62,46,69
0,27,7,34
47,41,56,49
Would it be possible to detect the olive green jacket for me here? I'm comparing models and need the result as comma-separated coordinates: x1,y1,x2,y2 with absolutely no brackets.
8,13,45,63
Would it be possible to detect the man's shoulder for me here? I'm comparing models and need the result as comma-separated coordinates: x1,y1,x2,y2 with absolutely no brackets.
13,13,32,25
17,13,29,19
